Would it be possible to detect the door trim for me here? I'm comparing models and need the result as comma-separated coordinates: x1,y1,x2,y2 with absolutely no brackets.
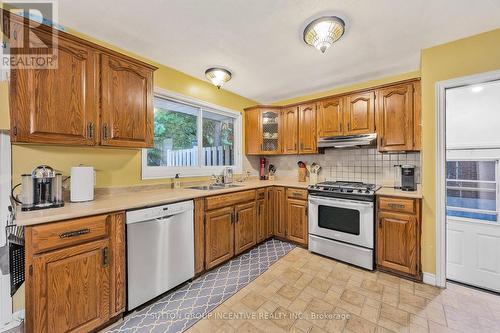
435,69,500,288
0,132,12,328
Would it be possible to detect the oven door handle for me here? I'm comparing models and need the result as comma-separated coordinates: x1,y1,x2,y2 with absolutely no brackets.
308,196,374,208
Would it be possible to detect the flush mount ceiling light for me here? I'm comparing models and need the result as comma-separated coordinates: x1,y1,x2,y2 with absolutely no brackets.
303,16,345,53
205,68,232,89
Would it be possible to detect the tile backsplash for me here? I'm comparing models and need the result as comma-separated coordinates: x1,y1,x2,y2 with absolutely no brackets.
248,148,421,186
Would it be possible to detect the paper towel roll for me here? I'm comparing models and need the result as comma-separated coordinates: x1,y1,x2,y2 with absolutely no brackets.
70,166,95,202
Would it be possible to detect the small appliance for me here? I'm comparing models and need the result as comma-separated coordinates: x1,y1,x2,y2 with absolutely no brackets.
259,157,267,180
308,181,380,270
223,167,234,184
17,165,64,211
70,166,95,202
401,165,417,191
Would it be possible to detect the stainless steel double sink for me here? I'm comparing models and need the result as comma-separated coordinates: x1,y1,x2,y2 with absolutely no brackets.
187,184,244,191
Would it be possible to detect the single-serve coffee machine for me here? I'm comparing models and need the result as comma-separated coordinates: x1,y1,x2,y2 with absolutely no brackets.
401,165,417,191
17,165,64,211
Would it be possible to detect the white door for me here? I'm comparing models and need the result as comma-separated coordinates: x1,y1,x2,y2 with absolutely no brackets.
447,219,500,292
445,80,500,292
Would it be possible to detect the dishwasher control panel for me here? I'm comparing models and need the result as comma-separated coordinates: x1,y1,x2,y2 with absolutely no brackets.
126,200,194,224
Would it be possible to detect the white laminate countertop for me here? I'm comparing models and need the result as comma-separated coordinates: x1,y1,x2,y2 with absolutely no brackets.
15,179,309,226
375,185,423,199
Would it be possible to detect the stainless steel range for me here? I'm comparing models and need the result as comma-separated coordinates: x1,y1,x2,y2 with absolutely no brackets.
308,181,380,270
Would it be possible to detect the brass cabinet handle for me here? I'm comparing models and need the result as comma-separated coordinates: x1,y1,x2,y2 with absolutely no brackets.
388,203,405,209
292,192,303,198
340,123,342,132
103,124,109,140
348,123,351,132
87,122,94,139
102,247,109,267
59,228,91,239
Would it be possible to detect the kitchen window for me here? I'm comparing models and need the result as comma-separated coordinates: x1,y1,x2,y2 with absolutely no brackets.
446,160,499,222
142,91,242,178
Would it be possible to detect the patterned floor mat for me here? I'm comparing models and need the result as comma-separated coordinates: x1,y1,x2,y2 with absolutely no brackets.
107,239,296,333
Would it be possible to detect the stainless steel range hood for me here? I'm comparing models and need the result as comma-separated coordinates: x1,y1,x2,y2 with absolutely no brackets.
318,133,377,149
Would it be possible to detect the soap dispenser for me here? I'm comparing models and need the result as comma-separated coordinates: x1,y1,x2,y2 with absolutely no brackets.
173,173,181,189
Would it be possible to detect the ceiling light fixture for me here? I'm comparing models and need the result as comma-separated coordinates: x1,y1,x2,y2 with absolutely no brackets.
205,68,232,89
303,16,345,53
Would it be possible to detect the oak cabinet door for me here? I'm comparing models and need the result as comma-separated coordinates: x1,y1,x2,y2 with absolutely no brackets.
317,97,344,138
282,107,299,154
234,202,257,255
256,198,267,243
110,213,126,316
344,91,375,135
100,53,154,148
31,239,110,333
205,207,234,269
298,103,317,154
377,211,418,275
245,108,262,154
270,187,286,238
10,31,98,145
377,83,414,151
285,198,308,246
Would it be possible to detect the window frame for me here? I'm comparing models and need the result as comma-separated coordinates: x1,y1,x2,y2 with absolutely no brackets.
445,154,500,224
142,88,243,179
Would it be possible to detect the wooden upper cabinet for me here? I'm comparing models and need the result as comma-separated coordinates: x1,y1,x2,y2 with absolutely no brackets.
205,206,235,269
245,108,261,154
100,54,154,148
31,239,110,333
260,108,282,154
234,202,257,255
377,83,415,151
317,97,343,138
10,31,98,145
282,106,298,154
7,13,156,148
344,91,375,135
298,103,317,153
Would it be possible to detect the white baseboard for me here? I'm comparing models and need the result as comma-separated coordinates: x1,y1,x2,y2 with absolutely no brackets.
422,272,437,286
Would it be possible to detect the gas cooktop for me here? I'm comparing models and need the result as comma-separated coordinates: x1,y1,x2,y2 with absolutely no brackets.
308,181,380,201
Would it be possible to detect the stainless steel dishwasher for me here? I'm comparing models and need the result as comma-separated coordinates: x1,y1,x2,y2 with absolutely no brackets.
126,200,194,310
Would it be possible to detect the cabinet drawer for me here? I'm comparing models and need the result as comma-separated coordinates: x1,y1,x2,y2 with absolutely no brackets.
30,214,110,254
378,196,415,214
206,190,256,210
256,189,266,200
286,188,308,200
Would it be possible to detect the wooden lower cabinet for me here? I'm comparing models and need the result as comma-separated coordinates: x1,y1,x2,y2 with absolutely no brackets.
25,212,125,333
269,187,286,238
204,206,235,270
256,191,268,243
234,202,257,255
285,198,308,246
376,196,421,280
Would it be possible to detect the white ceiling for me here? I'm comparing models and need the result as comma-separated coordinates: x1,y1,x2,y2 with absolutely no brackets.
58,0,500,103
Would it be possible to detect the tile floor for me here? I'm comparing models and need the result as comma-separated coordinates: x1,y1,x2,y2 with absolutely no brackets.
185,247,500,333
107,239,295,333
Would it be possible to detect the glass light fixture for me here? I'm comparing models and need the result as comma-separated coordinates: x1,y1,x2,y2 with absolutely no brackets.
303,16,345,53
205,68,232,89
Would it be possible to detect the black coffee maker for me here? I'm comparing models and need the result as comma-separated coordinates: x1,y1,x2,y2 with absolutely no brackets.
401,165,417,191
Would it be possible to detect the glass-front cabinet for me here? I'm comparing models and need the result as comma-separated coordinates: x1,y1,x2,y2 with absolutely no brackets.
244,106,282,155
260,108,281,154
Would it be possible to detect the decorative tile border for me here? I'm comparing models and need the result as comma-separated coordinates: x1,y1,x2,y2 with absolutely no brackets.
107,239,295,333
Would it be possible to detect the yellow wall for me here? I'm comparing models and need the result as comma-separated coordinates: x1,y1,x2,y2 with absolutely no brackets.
272,71,420,105
420,28,500,273
3,28,257,187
